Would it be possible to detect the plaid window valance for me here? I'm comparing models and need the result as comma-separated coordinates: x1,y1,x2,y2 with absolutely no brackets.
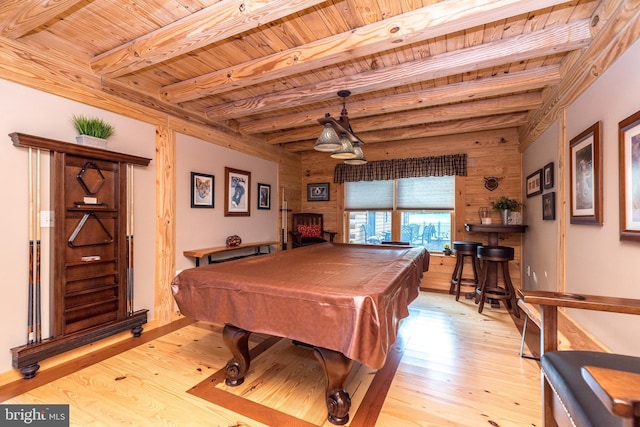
333,154,467,183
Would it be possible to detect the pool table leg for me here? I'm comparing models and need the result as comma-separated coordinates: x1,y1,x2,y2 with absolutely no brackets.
222,324,251,386
312,346,354,425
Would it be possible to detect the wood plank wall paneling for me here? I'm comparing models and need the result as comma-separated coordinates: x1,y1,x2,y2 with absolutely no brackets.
300,128,524,293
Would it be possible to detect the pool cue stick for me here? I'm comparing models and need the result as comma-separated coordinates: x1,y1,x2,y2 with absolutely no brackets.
27,148,34,344
126,164,134,315
35,149,42,343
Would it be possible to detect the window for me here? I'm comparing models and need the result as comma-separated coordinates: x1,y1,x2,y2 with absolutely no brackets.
345,176,454,252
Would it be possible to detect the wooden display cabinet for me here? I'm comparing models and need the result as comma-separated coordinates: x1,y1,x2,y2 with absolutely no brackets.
10,133,151,379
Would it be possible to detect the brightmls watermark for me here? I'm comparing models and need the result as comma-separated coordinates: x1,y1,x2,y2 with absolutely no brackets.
1,405,69,426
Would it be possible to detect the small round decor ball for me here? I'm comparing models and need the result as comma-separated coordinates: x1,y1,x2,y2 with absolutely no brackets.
226,235,242,247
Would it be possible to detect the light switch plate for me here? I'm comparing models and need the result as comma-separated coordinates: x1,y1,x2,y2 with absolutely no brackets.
40,210,54,228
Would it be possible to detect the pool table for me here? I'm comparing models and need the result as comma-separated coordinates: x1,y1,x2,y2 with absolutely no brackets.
171,242,429,424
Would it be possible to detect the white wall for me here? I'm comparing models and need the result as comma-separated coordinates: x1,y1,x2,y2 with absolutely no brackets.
524,38,640,355
522,121,559,292
175,133,278,272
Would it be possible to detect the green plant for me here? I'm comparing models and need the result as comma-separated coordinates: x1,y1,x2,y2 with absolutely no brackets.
491,196,522,211
72,115,115,139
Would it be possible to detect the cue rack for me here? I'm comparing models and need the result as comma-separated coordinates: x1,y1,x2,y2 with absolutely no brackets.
10,133,151,379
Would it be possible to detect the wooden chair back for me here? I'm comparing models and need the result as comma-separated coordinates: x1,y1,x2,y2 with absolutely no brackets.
290,213,331,248
292,213,323,230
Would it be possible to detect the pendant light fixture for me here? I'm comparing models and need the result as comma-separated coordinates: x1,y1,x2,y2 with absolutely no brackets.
315,90,366,164
344,145,367,165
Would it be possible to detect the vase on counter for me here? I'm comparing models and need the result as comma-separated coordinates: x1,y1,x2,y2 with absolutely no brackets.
478,207,492,224
500,209,510,225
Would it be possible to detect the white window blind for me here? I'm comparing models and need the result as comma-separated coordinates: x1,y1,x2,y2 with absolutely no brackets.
345,180,393,210
345,176,454,210
397,176,454,209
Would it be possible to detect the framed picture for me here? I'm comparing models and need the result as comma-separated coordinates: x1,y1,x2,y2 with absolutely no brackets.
619,110,640,241
307,182,329,201
257,183,271,210
543,162,554,189
190,172,214,208
526,169,543,198
570,121,602,225
224,167,251,216
543,192,555,220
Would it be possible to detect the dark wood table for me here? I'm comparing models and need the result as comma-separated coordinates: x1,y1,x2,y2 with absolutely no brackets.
171,243,429,425
465,223,528,308
464,223,528,246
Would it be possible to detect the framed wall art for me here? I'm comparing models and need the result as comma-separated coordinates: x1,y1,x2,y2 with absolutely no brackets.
543,192,555,221
618,109,640,241
526,169,543,198
190,172,214,208
257,183,271,210
307,182,329,201
543,162,554,189
569,121,602,225
224,167,251,216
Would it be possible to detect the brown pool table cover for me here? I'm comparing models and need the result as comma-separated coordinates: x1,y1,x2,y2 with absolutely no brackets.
171,242,428,369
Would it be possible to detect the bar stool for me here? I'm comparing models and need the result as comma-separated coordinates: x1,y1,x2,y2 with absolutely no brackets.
449,241,483,301
476,245,519,317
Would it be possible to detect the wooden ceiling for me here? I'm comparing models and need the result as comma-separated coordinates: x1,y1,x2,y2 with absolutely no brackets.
0,0,634,153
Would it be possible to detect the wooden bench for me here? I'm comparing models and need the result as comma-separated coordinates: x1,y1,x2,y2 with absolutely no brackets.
183,240,278,266
517,290,595,360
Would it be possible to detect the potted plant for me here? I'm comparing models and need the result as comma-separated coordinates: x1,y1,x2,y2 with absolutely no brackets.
491,196,522,224
72,115,115,149
443,244,452,256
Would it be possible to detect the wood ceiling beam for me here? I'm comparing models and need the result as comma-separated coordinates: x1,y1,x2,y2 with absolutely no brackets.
100,79,231,131
263,94,539,144
281,113,529,152
160,0,574,103
240,66,560,134
205,20,591,120
355,92,542,131
518,0,640,149
90,0,329,77
0,0,84,39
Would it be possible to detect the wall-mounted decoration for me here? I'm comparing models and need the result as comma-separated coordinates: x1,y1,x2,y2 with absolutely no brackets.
543,162,554,189
618,109,640,241
257,183,271,210
526,169,543,198
484,176,499,191
543,192,556,221
225,167,250,216
570,121,602,225
190,172,214,208
307,182,330,201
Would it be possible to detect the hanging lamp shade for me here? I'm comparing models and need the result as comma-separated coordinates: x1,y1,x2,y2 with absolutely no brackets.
344,145,367,165
330,134,357,159
314,122,342,152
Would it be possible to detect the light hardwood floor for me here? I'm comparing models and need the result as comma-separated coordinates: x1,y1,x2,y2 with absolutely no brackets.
3,292,542,426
